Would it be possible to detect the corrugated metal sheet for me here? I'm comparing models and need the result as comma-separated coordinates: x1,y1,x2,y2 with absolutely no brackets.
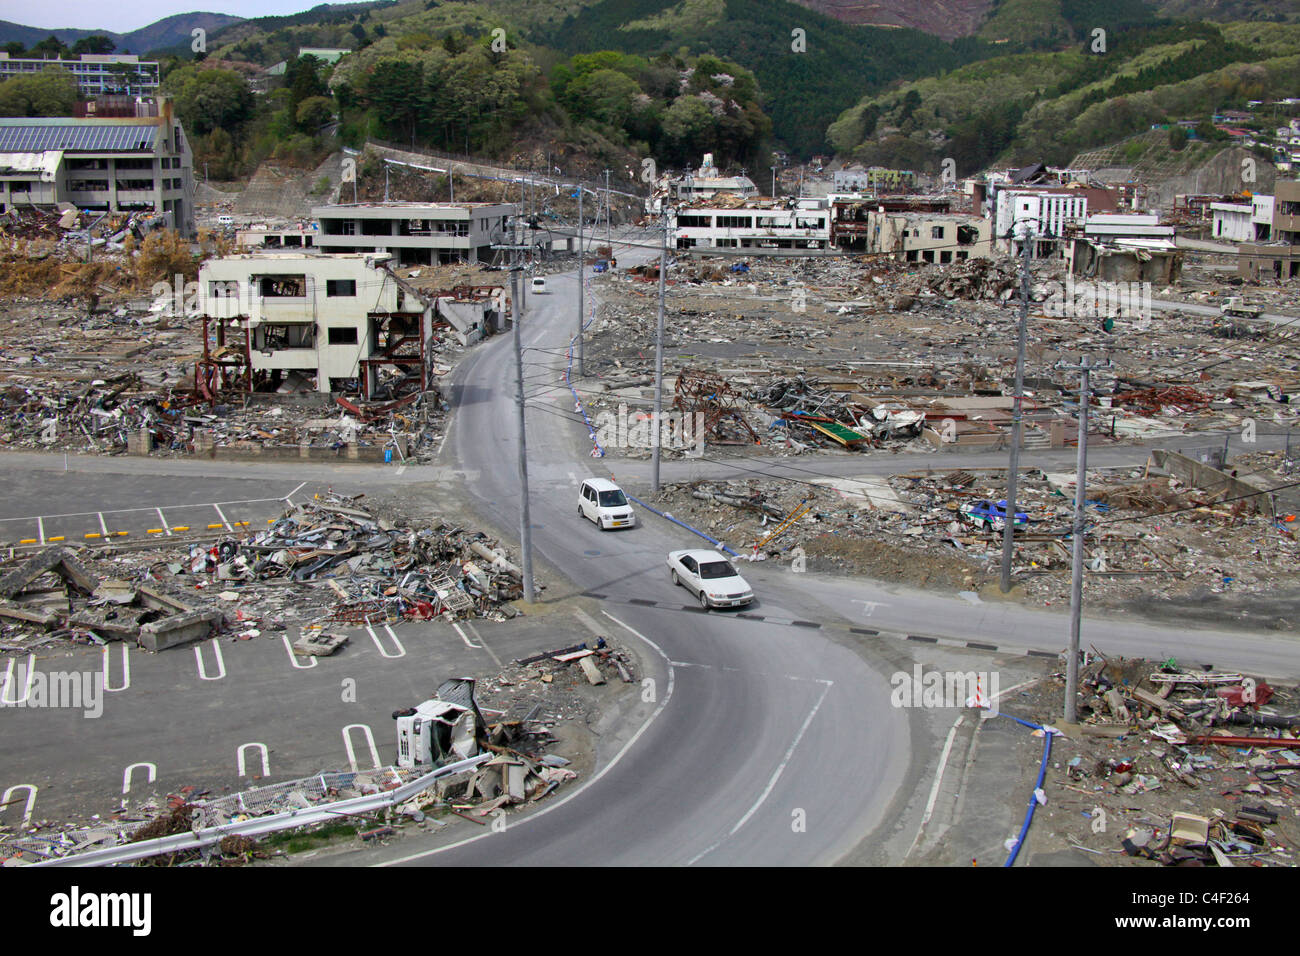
0,124,157,153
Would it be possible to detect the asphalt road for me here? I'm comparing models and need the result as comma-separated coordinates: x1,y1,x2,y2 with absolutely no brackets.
368,239,1300,866
374,262,909,865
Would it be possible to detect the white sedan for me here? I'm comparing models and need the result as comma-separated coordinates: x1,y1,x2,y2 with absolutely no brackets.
667,549,754,609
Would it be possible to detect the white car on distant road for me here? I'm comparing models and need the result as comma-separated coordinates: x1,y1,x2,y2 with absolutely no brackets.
667,549,754,609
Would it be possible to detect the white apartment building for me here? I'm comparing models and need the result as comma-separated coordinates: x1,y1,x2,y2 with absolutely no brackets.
994,188,1089,253
312,201,516,266
670,198,830,251
0,53,160,96
1211,201,1254,242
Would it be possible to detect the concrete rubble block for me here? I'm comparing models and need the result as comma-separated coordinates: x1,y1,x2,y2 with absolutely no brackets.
138,609,225,652
292,631,349,657
0,546,99,599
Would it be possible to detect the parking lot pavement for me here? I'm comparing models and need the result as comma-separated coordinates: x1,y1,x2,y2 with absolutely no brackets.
0,608,610,828
0,475,319,548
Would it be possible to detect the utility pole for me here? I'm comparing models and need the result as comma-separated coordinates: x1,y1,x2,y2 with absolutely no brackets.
449,166,454,203
508,217,536,603
651,208,669,492
771,165,777,198
1061,355,1096,723
577,186,585,377
999,228,1033,593
604,168,611,252
384,163,389,202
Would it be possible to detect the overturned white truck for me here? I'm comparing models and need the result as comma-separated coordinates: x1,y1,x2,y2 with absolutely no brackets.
393,677,489,769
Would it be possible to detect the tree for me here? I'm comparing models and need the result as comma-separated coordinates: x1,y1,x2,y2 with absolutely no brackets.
163,66,254,137
296,95,334,131
662,95,715,163
3,42,27,57
71,35,115,56
29,35,70,59
565,69,640,129
1168,125,1189,151
0,69,78,116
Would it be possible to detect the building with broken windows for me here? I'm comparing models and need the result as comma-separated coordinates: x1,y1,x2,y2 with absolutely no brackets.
0,99,194,235
1238,180,1300,281
670,197,830,251
196,252,504,399
0,53,160,97
311,201,515,266
851,209,992,263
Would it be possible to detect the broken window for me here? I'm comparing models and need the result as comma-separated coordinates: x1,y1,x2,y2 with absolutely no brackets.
717,215,752,228
328,327,359,345
796,217,825,230
259,275,306,298
677,214,711,227
931,225,945,239
957,224,980,246
360,219,393,236
326,279,356,297
258,324,314,350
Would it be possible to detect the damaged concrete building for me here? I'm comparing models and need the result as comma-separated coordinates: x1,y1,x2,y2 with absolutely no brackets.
311,200,516,266
0,99,195,236
197,252,505,397
670,196,831,252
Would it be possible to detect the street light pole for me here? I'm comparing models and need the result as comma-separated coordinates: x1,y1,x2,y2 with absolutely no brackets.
651,208,669,493
999,228,1033,593
604,168,611,252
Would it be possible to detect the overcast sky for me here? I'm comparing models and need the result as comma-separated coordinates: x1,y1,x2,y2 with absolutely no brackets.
8,2,347,34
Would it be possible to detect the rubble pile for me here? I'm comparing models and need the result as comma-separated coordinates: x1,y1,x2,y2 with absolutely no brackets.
582,253,1300,460
0,493,533,654
651,455,1300,607
1024,654,1299,866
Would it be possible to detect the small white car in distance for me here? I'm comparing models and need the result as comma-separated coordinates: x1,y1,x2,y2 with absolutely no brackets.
531,276,547,294
578,478,635,530
667,549,754,609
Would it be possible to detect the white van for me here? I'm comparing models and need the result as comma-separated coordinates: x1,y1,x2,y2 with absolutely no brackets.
531,276,547,294
216,215,234,227
578,478,635,530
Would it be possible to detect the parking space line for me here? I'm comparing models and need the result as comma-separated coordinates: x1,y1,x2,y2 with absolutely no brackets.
194,639,226,681
101,645,130,692
212,503,233,531
282,634,317,669
1,784,37,829
36,517,44,546
284,481,307,505
342,724,381,772
156,508,172,535
237,743,270,778
366,624,406,658
122,763,156,795
98,512,109,536
1,654,35,705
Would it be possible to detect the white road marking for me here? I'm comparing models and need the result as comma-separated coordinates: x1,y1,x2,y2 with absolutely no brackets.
212,503,233,531
377,609,677,867
905,677,1040,860
283,634,317,669
237,742,270,778
460,620,501,667
450,621,480,649
342,724,381,772
101,644,130,692
1,784,37,828
0,495,290,523
1,654,35,704
194,639,226,681
687,678,834,865
366,624,406,658
122,762,156,795
37,516,45,546
284,481,307,505
852,600,886,616
97,512,109,536
156,507,172,535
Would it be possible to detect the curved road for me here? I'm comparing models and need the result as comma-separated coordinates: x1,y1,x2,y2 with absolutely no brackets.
376,242,1299,867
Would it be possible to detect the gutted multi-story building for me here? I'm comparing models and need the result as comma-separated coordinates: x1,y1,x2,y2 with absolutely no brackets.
856,209,992,263
670,198,831,251
197,252,504,398
1238,180,1300,280
0,99,194,235
312,201,516,266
